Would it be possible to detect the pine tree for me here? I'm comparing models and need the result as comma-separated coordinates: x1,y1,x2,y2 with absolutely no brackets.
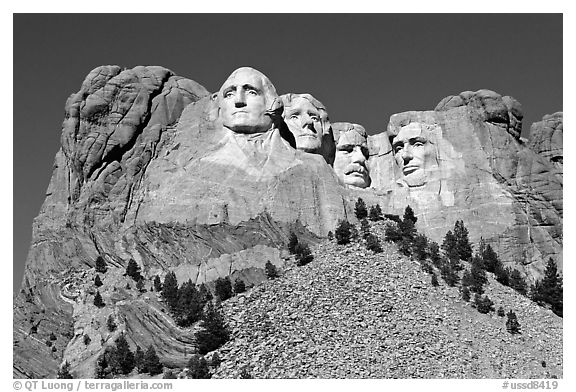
531,258,563,317
509,269,528,296
295,242,314,266
479,240,500,273
354,198,368,220
431,272,439,287
211,352,222,368
196,302,230,355
198,283,213,305
506,310,521,334
153,275,162,292
107,314,117,332
187,354,211,379
428,241,442,268
327,231,334,240
214,277,233,302
83,334,91,345
494,264,510,286
442,230,459,262
474,294,495,314
287,232,299,254
384,221,403,243
497,306,505,317
161,271,179,311
440,258,460,287
365,234,383,253
94,290,105,308
412,233,428,261
136,278,145,292
126,259,142,281
360,219,371,239
265,260,279,279
163,370,177,379
399,205,417,242
453,220,473,261
233,279,246,294
57,361,73,379
95,256,107,274
134,345,146,373
175,280,203,327
94,351,109,379
368,204,383,221
334,219,353,245
239,369,254,378
144,346,163,376
461,286,471,302
113,333,135,375
95,275,103,287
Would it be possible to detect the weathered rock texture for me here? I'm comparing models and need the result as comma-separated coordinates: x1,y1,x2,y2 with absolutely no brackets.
528,112,563,173
367,90,562,282
15,67,562,380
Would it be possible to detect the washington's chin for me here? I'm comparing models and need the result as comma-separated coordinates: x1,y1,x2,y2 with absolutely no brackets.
224,119,273,134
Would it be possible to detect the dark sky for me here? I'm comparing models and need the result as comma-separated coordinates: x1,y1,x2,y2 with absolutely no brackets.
13,14,562,291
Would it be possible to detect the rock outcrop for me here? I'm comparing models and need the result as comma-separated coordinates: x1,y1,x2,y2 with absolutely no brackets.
14,67,562,379
528,112,563,173
366,90,562,281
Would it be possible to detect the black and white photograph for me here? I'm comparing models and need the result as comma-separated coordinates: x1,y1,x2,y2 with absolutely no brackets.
11,7,566,389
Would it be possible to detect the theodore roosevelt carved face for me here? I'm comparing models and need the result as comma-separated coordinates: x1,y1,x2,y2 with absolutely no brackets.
333,123,370,188
391,122,437,187
218,67,279,134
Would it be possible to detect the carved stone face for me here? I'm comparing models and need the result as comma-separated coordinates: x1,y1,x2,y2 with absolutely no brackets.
283,96,324,153
218,67,276,134
333,125,370,188
392,122,437,187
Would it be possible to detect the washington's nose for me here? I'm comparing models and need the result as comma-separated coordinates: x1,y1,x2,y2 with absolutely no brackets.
234,90,246,107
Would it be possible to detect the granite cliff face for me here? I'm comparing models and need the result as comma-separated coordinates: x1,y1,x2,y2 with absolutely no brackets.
366,90,562,280
15,67,562,378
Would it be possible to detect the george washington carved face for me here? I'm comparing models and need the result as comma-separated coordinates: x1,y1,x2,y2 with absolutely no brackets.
217,67,279,134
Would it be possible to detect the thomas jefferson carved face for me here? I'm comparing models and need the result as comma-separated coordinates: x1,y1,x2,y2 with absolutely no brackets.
282,95,325,153
218,67,278,134
392,122,437,187
333,123,370,188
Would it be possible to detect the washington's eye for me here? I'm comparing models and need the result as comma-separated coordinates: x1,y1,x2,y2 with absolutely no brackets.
310,115,320,121
224,91,234,98
413,141,424,147
247,89,259,96
394,146,403,153
290,114,299,120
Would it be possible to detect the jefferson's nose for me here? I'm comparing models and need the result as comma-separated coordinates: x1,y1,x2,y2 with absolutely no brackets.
301,115,316,132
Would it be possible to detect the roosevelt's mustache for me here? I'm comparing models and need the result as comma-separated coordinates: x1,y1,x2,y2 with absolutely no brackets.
344,164,368,175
